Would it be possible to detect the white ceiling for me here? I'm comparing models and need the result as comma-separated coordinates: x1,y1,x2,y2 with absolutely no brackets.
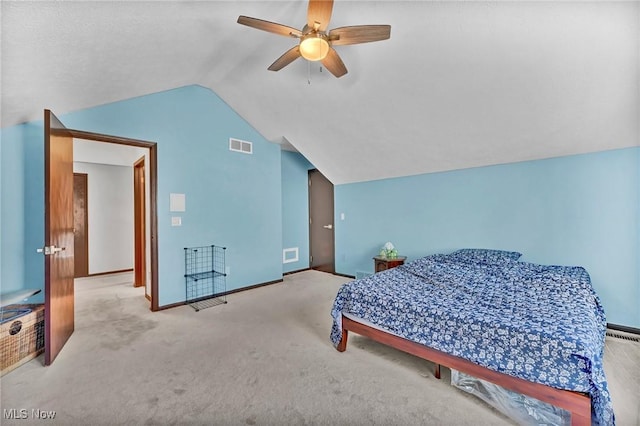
2,1,638,185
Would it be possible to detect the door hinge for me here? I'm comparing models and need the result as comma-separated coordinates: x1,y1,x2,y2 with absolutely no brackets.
309,217,312,225
309,178,312,187
310,255,313,263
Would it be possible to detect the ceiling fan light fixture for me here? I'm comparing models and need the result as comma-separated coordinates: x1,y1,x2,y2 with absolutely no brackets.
237,0,390,77
299,34,329,61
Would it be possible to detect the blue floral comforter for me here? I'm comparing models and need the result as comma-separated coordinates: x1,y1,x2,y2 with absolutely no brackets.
330,254,614,425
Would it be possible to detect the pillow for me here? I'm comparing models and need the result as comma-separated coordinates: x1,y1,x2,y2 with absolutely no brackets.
448,248,522,264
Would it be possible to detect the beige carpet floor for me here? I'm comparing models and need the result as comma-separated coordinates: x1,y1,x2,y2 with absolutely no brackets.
1,270,638,425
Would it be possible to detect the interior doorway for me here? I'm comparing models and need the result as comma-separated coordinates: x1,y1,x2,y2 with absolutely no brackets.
308,169,335,273
73,140,150,288
44,109,159,365
45,113,159,311
71,135,157,309
73,173,89,278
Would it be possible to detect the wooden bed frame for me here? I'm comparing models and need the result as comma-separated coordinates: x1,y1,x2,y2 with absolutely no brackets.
336,315,591,426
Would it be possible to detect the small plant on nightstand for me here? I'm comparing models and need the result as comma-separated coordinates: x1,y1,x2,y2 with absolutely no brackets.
380,242,398,259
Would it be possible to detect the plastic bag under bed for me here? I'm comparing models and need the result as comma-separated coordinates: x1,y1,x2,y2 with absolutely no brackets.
451,369,571,425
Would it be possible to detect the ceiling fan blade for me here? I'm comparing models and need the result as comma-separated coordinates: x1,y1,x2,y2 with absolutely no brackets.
307,0,334,31
268,46,302,71
237,16,302,38
321,48,347,78
329,25,391,46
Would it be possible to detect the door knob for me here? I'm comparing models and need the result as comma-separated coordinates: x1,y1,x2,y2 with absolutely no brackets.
36,245,65,255
323,224,333,230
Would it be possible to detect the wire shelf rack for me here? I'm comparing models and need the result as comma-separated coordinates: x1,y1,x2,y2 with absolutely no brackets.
184,245,227,311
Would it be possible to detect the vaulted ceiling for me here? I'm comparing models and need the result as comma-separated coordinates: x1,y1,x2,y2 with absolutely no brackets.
2,1,638,184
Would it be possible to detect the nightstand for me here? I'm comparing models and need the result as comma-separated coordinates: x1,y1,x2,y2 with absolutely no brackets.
373,256,407,273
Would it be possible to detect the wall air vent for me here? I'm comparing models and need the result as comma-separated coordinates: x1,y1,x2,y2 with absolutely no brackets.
283,248,299,264
229,138,253,154
606,330,640,343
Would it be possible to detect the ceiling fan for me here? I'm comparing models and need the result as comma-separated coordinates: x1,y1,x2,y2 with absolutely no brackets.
237,0,391,78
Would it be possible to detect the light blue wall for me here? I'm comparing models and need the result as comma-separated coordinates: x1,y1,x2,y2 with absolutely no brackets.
0,85,283,306
1,123,45,303
1,125,24,294
281,151,314,273
0,131,2,291
335,147,640,328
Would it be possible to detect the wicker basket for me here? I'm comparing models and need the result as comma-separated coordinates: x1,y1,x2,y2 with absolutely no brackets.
1,304,45,376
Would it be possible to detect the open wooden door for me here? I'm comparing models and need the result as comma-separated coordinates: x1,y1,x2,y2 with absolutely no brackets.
43,110,75,365
133,156,146,290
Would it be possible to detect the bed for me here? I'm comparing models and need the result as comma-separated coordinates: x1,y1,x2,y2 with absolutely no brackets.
330,249,614,425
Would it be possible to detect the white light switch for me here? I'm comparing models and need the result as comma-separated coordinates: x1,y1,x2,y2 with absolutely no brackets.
171,216,182,227
340,213,345,220
170,193,186,212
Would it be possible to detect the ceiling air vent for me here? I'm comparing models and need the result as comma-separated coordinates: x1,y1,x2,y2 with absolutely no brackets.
229,138,253,154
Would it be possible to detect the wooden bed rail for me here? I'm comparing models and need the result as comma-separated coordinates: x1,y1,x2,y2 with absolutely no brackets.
337,315,591,426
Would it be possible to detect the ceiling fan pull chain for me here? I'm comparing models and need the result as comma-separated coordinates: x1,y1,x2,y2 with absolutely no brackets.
307,60,311,85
